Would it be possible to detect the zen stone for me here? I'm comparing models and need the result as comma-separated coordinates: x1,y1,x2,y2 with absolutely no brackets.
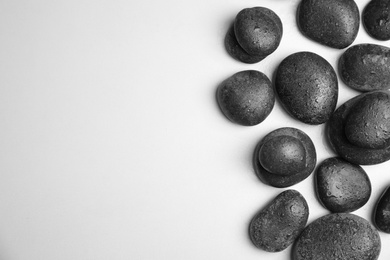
253,127,316,188
297,0,359,49
374,185,390,233
234,7,282,57
363,0,390,41
216,70,274,126
249,189,309,252
339,43,390,92
275,51,338,125
328,90,390,165
292,213,381,260
316,157,371,213
224,23,266,64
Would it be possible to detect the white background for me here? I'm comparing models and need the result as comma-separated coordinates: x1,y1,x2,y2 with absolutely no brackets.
0,0,389,259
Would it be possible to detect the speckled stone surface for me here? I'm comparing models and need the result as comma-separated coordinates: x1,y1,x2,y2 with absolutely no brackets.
253,127,316,188
339,44,390,92
363,0,390,41
374,185,390,233
297,0,359,49
315,157,371,213
216,70,274,126
249,190,309,252
275,51,338,125
292,213,381,260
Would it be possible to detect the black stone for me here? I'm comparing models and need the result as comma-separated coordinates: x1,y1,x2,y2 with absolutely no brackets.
275,52,338,125
374,185,390,233
234,7,282,56
363,0,390,41
327,90,390,165
292,213,381,260
253,127,316,188
249,189,309,252
339,43,390,92
316,157,371,213
297,0,359,49
224,23,266,64
216,70,275,126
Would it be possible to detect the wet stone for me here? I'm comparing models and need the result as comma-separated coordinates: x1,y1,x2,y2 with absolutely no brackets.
316,157,371,213
297,0,360,49
363,0,390,41
249,189,309,252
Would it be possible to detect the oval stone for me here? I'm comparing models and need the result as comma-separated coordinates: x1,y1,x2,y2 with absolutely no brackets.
292,213,381,260
249,190,309,252
297,0,359,49
344,91,390,149
374,185,390,233
363,0,390,41
275,52,338,125
234,7,283,56
216,70,275,126
253,127,316,188
259,135,307,176
339,43,390,92
328,90,390,165
316,157,371,213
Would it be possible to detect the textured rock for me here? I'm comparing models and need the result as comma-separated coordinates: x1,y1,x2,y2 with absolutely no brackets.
374,185,390,233
275,51,338,125
328,90,390,165
234,7,282,56
339,43,390,92
363,0,390,41
292,213,381,260
216,70,274,126
297,0,359,49
316,157,371,213
253,127,316,187
249,190,309,252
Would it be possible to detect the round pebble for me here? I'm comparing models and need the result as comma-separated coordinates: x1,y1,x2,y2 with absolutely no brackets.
374,185,390,233
253,127,316,188
363,0,390,41
315,157,371,213
275,51,338,125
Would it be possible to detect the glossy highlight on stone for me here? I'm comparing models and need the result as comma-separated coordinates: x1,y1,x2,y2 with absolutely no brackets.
253,127,316,188
249,190,309,252
316,157,371,213
339,43,390,92
292,213,381,260
275,51,338,125
297,0,359,49
328,90,390,165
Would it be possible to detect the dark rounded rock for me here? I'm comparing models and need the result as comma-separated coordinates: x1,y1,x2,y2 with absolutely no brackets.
363,0,390,41
249,189,309,252
216,70,274,126
253,127,316,188
297,0,359,49
224,23,266,64
339,43,390,92
259,135,307,176
328,90,390,165
316,157,371,213
275,51,338,125
292,213,381,260
374,185,390,233
234,7,283,56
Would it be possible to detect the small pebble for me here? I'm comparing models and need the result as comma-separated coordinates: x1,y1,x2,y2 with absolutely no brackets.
249,189,309,252
374,185,390,233
339,43,390,92
363,0,390,41
216,70,274,126
316,157,371,213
